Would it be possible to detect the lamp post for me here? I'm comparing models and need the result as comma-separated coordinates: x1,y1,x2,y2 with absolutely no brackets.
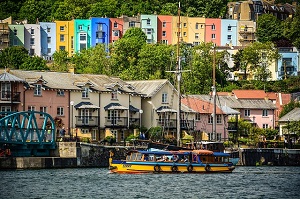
70,101,74,141
139,109,143,137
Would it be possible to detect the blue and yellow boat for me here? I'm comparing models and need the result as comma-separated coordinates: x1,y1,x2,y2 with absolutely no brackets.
109,150,235,174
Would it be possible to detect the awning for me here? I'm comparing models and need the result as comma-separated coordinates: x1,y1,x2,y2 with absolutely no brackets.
129,105,140,112
156,106,177,113
74,102,100,109
104,103,128,110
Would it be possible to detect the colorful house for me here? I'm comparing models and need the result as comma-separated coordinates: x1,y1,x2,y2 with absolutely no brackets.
172,16,189,45
109,18,124,43
141,14,157,44
90,17,110,52
40,22,56,61
74,19,91,53
157,15,173,45
55,20,74,56
274,47,299,80
205,18,221,46
24,24,41,56
221,19,238,47
187,17,206,46
9,24,25,47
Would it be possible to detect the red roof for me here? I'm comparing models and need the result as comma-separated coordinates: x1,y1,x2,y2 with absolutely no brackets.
181,96,223,114
232,90,267,99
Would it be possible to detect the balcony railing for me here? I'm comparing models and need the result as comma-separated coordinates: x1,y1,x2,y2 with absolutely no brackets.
105,117,128,128
75,116,99,127
181,120,195,130
0,91,21,102
156,119,177,129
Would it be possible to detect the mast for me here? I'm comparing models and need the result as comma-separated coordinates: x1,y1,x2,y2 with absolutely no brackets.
176,1,181,146
212,45,216,141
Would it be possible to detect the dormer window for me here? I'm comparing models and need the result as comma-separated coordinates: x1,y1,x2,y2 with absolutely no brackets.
34,84,42,96
82,87,89,98
111,90,118,100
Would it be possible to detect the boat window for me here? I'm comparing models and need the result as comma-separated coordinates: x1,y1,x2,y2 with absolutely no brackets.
135,153,142,161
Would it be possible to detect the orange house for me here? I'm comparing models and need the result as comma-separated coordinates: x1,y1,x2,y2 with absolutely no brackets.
205,18,221,46
157,15,173,45
110,18,124,43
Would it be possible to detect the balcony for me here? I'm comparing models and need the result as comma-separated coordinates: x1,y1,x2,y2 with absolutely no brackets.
0,91,21,102
156,119,177,129
181,120,195,130
105,117,128,128
75,116,99,127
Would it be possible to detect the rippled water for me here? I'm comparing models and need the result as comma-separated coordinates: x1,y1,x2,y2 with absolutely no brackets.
1,166,299,199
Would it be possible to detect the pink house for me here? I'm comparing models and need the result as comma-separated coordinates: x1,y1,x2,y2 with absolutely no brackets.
205,18,221,46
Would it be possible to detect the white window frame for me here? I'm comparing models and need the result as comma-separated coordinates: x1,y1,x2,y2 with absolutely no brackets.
212,34,216,39
245,109,250,117
28,106,35,111
162,93,167,103
228,26,232,31
57,107,64,116
216,115,222,124
34,84,42,96
263,124,269,129
162,31,166,37
208,115,213,124
262,109,268,117
146,19,151,25
60,26,65,31
82,87,89,98
129,21,135,27
30,38,35,45
146,29,152,34
195,113,200,121
40,106,47,118
111,90,118,100
195,33,199,39
227,35,232,40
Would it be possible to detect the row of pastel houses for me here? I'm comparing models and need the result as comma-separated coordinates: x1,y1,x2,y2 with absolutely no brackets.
0,69,297,143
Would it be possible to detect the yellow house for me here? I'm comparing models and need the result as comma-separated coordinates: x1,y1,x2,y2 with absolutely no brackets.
172,16,189,45
55,20,74,56
187,17,205,46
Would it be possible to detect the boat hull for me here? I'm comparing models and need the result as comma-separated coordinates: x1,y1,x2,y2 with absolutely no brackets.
109,161,235,174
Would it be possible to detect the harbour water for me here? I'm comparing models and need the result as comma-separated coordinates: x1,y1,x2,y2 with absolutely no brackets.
1,166,299,199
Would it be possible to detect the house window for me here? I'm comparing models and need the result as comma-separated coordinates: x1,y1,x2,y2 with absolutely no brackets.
212,24,216,30
60,34,64,42
161,40,168,44
183,32,187,37
111,90,118,100
30,38,35,45
47,37,51,43
47,48,51,54
82,88,89,98
28,106,35,111
262,109,268,116
227,35,232,40
162,93,167,103
40,106,47,118
59,46,65,51
195,33,199,39
71,36,74,49
31,29,34,34
47,27,51,32
183,23,187,27
81,129,89,134
80,33,86,41
120,131,124,141
162,22,166,27
146,19,151,25
146,29,152,34
60,26,65,31
263,124,269,129
245,109,250,116
78,25,82,30
195,23,199,29
113,30,119,37
34,84,42,96
57,90,65,96
129,21,135,27
195,113,200,121
228,26,232,31
114,22,118,28
216,133,222,141
91,129,97,140
162,31,166,37
208,115,213,124
216,115,222,124
111,130,118,140
212,34,216,39
29,49,35,55
57,107,64,116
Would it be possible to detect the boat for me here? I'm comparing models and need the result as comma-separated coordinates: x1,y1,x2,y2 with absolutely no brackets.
109,149,235,174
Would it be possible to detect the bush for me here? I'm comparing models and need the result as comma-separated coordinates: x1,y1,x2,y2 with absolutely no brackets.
126,134,138,143
81,137,90,143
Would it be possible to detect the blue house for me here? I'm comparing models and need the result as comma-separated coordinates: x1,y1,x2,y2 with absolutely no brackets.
276,47,299,80
221,19,238,47
90,17,110,52
40,22,56,60
74,19,91,53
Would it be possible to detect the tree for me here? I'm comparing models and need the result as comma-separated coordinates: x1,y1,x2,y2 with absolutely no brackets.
283,5,300,49
279,101,300,118
51,50,69,72
20,56,49,70
0,46,29,69
87,0,119,18
72,44,112,74
256,14,284,43
18,0,54,23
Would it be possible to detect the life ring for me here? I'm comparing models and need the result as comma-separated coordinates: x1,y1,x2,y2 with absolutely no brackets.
205,164,211,172
171,165,178,172
154,165,161,172
187,165,193,172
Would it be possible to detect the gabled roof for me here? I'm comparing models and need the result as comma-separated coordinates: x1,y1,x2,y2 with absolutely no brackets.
74,102,100,109
104,103,128,110
0,72,24,82
126,79,174,98
181,96,224,114
156,106,177,113
278,108,300,122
